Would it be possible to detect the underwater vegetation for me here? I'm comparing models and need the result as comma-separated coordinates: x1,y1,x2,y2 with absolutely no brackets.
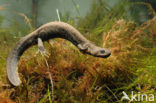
0,0,156,103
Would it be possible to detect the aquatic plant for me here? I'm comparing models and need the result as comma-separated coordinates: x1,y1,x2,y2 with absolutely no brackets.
0,0,156,102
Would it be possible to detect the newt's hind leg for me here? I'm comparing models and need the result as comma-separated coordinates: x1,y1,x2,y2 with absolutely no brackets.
38,38,48,57
38,38,55,99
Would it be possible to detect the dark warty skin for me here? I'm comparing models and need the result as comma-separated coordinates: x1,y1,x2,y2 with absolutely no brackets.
6,21,111,86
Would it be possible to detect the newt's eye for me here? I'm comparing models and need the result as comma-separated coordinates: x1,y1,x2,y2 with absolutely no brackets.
100,50,105,54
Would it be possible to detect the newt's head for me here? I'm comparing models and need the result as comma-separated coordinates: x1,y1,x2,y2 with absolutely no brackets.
78,43,111,58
